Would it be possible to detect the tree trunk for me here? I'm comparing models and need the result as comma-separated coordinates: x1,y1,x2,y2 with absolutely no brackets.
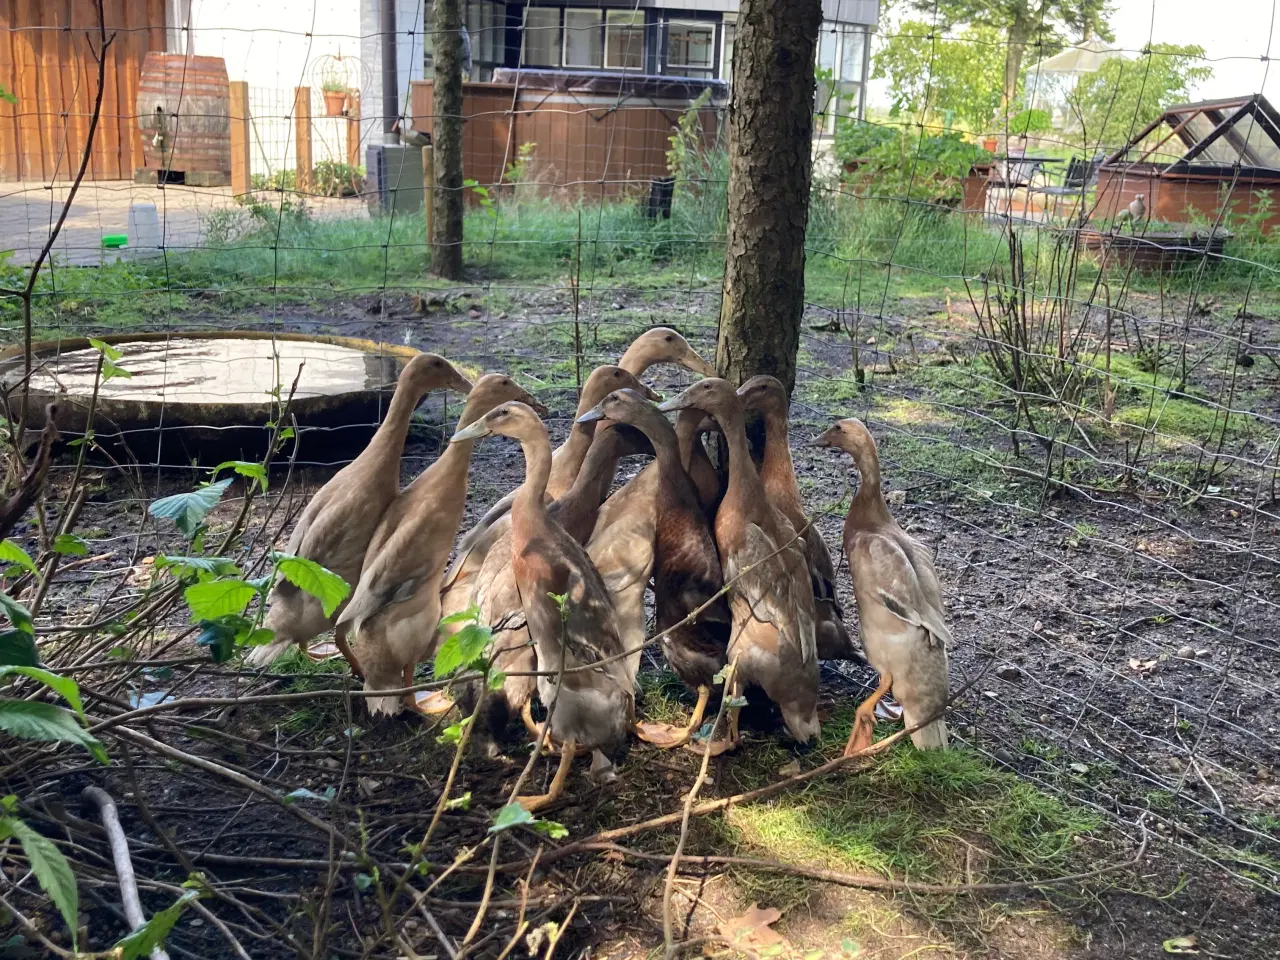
715,0,822,395
431,0,464,279
1003,11,1035,109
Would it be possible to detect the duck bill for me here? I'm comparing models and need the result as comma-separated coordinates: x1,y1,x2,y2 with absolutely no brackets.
450,420,491,443
808,432,834,447
640,383,663,402
576,403,607,424
656,395,690,413
450,372,475,395
683,354,718,378
526,398,550,417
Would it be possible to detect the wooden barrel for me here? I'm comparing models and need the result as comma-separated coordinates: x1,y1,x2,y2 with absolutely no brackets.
136,53,232,186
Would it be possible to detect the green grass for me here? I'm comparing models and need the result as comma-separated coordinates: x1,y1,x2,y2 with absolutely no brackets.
695,706,1098,891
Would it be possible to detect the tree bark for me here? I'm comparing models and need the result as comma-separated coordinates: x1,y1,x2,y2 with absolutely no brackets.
715,0,822,395
1003,9,1036,108
431,0,464,279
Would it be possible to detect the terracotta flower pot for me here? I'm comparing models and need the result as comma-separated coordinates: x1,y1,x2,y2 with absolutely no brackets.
323,90,347,117
983,137,998,153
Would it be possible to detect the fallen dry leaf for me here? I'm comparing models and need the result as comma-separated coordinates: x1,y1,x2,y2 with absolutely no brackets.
1129,658,1159,675
777,759,801,777
718,904,786,951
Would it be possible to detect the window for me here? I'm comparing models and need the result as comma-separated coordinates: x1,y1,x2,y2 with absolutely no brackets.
840,25,865,83
522,8,561,67
721,16,736,81
564,9,602,67
467,1,506,79
665,20,714,77
605,11,645,71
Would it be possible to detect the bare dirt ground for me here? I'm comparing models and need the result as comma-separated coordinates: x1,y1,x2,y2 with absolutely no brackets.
12,280,1280,959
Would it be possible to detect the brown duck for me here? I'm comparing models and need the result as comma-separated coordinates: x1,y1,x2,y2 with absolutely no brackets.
578,388,730,748
658,379,819,751
737,375,860,662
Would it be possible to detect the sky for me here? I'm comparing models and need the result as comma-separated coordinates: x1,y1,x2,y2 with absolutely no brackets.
867,0,1280,107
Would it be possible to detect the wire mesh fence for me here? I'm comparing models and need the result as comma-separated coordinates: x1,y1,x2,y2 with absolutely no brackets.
2,3,1280,959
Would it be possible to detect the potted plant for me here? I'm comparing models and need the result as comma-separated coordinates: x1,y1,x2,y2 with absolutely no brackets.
322,80,347,117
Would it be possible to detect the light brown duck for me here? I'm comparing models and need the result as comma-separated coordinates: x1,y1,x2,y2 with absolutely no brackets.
248,354,472,670
336,374,546,716
813,418,951,753
451,402,634,811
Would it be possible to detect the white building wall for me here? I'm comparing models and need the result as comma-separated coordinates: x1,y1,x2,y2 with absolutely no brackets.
359,0,427,153
182,0,368,175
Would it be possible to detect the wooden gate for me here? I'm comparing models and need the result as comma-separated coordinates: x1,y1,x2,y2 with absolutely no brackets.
0,1,168,181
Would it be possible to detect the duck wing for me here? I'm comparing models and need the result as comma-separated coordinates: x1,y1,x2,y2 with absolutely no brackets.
724,522,817,662
852,532,952,648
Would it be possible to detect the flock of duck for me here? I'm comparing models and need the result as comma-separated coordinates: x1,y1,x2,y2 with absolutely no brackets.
246,329,951,811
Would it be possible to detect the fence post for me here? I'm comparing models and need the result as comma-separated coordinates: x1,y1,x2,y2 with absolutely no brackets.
294,86,313,194
346,93,361,170
423,145,434,259
229,81,251,196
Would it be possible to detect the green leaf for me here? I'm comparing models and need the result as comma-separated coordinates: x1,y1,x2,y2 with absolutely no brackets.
0,630,38,667
438,604,482,627
726,695,749,708
195,619,242,663
184,579,257,621
1163,935,1199,954
149,479,234,539
273,554,351,617
240,627,275,648
488,802,534,835
487,669,507,692
0,666,85,719
1,817,78,949
0,700,106,763
154,555,240,580
212,460,268,494
433,623,491,679
444,792,471,811
436,717,470,745
101,359,132,381
0,591,33,635
113,889,199,960
51,534,88,557
711,664,732,685
88,337,123,361
531,819,568,840
353,872,373,892
0,540,37,574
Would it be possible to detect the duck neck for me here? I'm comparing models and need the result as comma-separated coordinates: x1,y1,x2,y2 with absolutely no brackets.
364,377,427,460
616,347,651,377
718,405,763,500
548,418,596,491
759,408,801,509
848,444,890,525
674,411,699,472
512,428,553,539
555,429,625,542
636,413,682,481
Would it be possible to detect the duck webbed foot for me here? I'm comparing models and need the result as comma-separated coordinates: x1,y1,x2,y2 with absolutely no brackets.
521,700,588,756
683,690,741,757
844,670,893,757
516,737,576,812
635,685,712,748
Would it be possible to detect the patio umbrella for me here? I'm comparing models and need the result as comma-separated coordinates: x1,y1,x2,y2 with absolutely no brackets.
1025,38,1124,79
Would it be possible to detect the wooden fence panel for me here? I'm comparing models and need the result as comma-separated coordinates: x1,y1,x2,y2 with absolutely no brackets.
0,0,166,181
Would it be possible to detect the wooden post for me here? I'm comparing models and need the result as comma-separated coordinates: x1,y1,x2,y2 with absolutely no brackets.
294,86,313,193
423,145,434,258
229,81,252,196
346,93,361,169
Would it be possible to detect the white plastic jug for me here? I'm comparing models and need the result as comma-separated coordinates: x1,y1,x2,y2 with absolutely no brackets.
128,202,162,257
